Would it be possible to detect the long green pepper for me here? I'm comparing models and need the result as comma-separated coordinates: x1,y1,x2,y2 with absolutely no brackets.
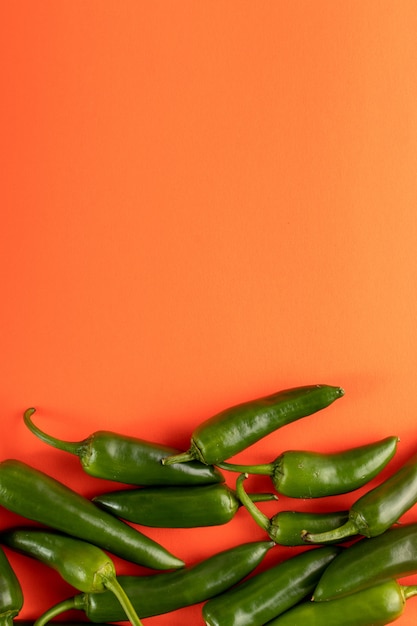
219,436,398,497
163,384,344,466
92,483,276,528
24,408,223,486
0,459,183,570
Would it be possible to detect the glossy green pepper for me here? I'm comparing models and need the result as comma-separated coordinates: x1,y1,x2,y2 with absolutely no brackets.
0,459,183,570
219,436,398,497
235,473,349,544
24,408,223,486
162,385,344,466
32,540,274,622
0,546,23,626
303,449,417,544
266,579,417,626
313,522,417,601
92,483,276,528
202,546,340,626
1,528,142,626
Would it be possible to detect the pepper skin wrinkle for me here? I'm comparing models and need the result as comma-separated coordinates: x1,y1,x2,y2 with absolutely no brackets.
163,385,344,466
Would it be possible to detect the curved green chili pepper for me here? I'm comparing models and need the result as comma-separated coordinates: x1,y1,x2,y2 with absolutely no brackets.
235,473,349,545
0,459,184,570
24,408,223,486
266,579,417,626
202,545,340,626
313,522,417,601
1,528,142,626
162,385,344,466
0,546,23,626
31,540,275,622
92,483,277,528
303,449,417,544
219,436,398,497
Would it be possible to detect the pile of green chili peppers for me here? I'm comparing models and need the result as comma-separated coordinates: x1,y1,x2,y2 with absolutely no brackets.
1,383,417,625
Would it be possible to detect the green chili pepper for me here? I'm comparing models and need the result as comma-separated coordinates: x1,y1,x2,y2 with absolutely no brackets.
0,546,23,626
162,385,344,466
202,545,340,626
303,449,417,544
265,579,417,626
92,483,277,528
313,522,417,601
31,540,275,622
219,436,398,497
0,459,184,570
235,473,349,544
24,408,223,486
1,528,143,626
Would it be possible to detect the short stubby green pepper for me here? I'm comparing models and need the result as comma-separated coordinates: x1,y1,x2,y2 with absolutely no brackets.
202,546,340,626
33,541,275,622
2,527,143,626
303,448,417,544
265,579,417,626
162,385,344,466
313,522,417,601
219,436,398,497
0,459,184,570
0,546,23,626
236,473,349,544
24,408,223,486
92,483,276,528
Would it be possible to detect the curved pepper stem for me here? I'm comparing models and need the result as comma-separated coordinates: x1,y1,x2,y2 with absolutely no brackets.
403,584,417,600
301,519,359,544
218,460,274,476
103,576,144,626
161,449,196,465
23,408,83,456
235,473,271,534
33,598,78,626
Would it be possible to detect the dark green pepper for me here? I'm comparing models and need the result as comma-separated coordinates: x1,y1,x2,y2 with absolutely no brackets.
92,483,276,528
235,473,349,545
24,408,223,486
303,449,417,544
313,522,417,601
1,528,142,626
202,545,340,626
0,546,23,626
266,579,417,626
31,540,274,622
219,436,398,497
162,385,344,466
0,459,183,570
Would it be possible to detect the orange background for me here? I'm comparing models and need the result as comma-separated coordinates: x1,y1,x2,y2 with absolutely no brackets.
1,1,417,624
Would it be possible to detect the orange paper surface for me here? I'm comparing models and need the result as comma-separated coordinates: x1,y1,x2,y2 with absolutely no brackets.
2,2,417,624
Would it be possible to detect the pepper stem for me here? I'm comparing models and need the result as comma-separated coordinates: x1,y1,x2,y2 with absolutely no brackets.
23,408,83,456
161,449,196,465
104,576,144,626
33,598,77,626
235,473,271,534
218,461,274,476
301,519,359,544
403,584,417,600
